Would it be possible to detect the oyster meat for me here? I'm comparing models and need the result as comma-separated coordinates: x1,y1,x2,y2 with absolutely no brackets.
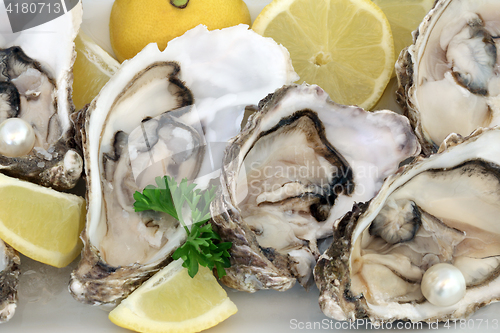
211,84,420,292
315,127,500,322
0,2,83,189
0,239,20,323
70,26,298,306
397,0,500,155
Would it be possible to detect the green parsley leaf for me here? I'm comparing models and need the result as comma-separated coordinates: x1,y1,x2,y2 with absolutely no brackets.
133,177,178,220
133,175,232,278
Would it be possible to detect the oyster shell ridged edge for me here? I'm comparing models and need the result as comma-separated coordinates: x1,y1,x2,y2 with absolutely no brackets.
0,242,20,323
395,0,449,156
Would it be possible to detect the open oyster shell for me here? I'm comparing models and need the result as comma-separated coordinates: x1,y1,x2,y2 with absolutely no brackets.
70,26,298,306
211,84,420,292
0,2,83,189
315,127,500,322
396,0,500,155
0,239,20,323
69,56,193,307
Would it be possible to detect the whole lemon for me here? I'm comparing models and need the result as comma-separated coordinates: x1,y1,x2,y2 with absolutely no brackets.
110,0,252,62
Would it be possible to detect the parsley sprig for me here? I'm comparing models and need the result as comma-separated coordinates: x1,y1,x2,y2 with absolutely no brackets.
133,176,231,278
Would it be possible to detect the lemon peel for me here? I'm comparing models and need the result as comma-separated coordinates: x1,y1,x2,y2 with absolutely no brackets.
109,0,251,62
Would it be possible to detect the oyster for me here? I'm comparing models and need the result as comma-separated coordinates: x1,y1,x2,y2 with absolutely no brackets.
70,56,194,307
397,0,500,155
0,2,83,189
0,239,20,323
161,24,299,186
69,26,298,306
315,127,500,322
210,84,420,292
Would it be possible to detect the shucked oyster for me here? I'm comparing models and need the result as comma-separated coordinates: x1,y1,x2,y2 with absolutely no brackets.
70,26,298,306
397,0,500,155
0,2,83,189
0,239,20,323
315,127,500,322
70,55,194,307
211,84,420,292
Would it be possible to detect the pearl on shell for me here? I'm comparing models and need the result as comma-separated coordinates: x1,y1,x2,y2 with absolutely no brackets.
0,118,36,157
421,263,466,307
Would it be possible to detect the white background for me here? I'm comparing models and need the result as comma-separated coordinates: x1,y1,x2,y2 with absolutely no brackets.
1,0,500,332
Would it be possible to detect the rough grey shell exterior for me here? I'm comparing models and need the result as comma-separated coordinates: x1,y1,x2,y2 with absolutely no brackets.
69,229,172,306
0,241,20,323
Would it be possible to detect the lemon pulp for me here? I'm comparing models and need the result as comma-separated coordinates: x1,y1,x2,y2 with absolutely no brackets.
0,174,86,268
252,0,394,110
110,0,251,62
109,260,237,333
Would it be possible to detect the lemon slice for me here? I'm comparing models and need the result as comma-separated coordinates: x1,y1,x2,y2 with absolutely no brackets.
0,174,86,268
372,0,435,72
109,260,237,333
72,31,120,111
252,0,394,110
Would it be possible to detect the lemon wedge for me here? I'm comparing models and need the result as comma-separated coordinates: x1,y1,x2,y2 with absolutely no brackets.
0,173,86,268
252,0,394,110
372,0,435,72
109,260,237,333
72,31,120,111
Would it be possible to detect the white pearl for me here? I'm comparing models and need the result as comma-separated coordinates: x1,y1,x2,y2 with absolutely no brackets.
421,263,466,307
0,118,36,157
